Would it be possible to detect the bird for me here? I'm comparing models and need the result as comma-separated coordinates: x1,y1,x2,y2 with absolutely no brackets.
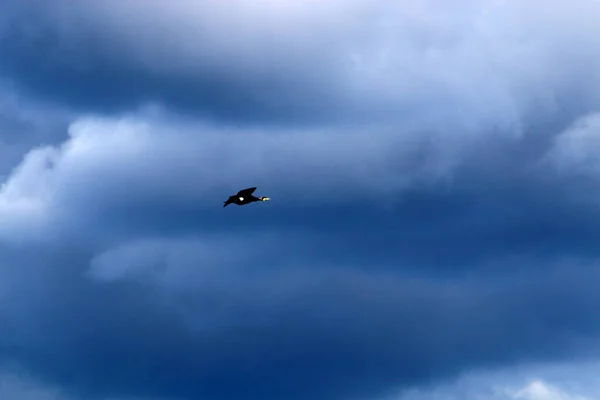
223,187,270,207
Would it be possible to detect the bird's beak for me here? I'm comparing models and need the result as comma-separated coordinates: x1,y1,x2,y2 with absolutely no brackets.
262,197,270,201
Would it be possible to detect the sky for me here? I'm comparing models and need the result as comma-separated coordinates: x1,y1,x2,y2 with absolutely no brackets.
1,0,600,399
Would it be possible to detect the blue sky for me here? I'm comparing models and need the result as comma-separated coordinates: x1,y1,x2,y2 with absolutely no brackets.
1,0,600,399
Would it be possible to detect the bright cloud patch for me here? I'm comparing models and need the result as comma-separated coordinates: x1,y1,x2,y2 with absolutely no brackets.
394,362,600,400
511,380,591,400
0,109,476,245
548,113,600,176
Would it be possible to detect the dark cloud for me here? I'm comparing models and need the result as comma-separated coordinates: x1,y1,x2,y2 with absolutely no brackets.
1,112,599,269
0,1,352,124
3,244,600,400
2,0,599,127
1,1,600,400
0,82,70,177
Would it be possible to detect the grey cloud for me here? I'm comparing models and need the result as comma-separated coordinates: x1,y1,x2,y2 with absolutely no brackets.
0,369,67,400
2,0,599,127
1,1,600,400
2,243,600,400
87,233,308,285
0,110,463,246
545,113,600,179
2,108,600,270
0,82,70,177
0,366,167,400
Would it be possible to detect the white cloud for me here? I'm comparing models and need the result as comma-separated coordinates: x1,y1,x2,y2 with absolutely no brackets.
393,362,600,400
5,0,600,129
0,107,476,246
546,113,600,177
1,0,599,247
510,380,592,400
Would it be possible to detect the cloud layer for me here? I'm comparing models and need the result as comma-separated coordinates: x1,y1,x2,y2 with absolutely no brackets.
1,0,600,400
2,0,600,125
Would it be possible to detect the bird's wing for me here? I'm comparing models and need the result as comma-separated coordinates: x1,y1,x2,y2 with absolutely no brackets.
223,196,234,207
237,187,257,196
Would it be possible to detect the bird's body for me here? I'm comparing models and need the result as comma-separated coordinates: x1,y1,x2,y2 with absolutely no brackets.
223,187,270,207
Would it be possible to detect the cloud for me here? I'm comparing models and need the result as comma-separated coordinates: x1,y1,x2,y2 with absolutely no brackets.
2,108,600,265
0,369,66,400
0,103,599,399
3,230,600,400
2,0,599,126
1,1,600,400
0,108,468,247
392,361,600,400
511,381,590,400
0,81,70,177
546,113,600,178
0,366,165,400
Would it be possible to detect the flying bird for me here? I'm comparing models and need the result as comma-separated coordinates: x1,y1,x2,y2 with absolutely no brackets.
223,187,270,207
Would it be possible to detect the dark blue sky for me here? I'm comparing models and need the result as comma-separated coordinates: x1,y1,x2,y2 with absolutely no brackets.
1,1,600,399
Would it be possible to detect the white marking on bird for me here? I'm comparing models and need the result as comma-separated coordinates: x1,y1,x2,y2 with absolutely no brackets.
239,197,244,201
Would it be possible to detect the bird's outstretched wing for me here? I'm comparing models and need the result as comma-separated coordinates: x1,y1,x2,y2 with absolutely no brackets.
237,187,257,196
223,196,235,207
